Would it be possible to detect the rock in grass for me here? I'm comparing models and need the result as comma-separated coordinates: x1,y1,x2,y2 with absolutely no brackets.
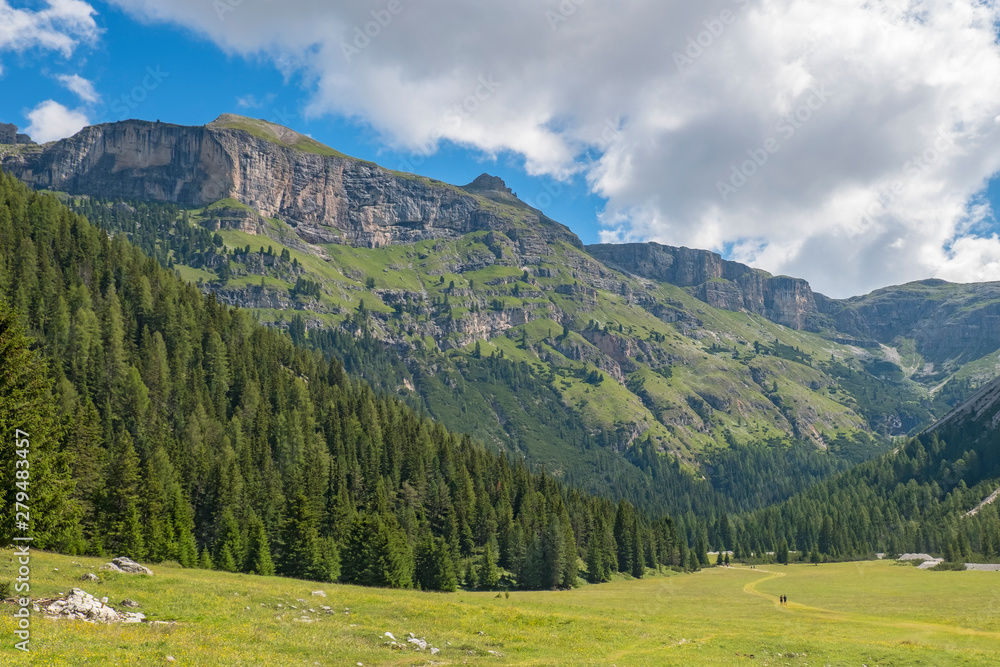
43,589,146,624
121,599,141,608
111,557,154,575
81,573,99,582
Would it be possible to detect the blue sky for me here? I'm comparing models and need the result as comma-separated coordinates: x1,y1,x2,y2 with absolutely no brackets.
2,0,1000,297
0,2,609,245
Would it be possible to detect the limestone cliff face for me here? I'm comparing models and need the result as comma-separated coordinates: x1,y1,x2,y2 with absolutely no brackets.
587,242,819,330
0,123,33,145
1,116,577,248
820,279,1000,364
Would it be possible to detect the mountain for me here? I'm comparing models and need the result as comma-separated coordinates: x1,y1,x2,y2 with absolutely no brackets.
4,114,1000,515
733,374,1000,561
0,170,694,589
1,114,578,248
587,242,820,330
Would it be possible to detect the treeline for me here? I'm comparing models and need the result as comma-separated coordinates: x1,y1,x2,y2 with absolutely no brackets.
0,172,698,589
729,423,1000,563
70,191,875,527
67,197,223,270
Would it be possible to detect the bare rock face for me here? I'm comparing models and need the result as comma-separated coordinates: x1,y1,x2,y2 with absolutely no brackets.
587,242,820,330
0,123,33,145
1,116,577,249
818,279,1000,364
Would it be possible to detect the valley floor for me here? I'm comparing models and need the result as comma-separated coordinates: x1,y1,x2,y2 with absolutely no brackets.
2,550,999,666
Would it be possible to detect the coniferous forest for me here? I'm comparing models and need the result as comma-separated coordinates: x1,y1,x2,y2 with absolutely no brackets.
0,173,692,589
4,170,1000,597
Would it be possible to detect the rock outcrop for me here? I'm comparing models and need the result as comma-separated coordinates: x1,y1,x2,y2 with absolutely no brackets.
0,123,33,145
42,589,146,623
818,279,1000,364
587,242,820,330
1,115,577,249
100,557,154,575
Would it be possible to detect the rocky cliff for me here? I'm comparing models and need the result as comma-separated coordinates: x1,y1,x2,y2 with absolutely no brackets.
587,242,820,330
0,123,34,145
1,114,578,249
820,279,1000,366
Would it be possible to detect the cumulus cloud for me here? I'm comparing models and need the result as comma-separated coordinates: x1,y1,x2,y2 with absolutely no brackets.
108,0,1000,296
56,73,99,103
24,99,90,143
0,0,99,58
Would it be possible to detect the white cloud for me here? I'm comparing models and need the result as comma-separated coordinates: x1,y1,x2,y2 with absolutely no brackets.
0,0,99,58
23,100,90,143
107,0,1000,296
56,73,99,103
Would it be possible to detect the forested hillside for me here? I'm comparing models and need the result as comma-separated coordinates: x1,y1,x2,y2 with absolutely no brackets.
728,379,1000,562
0,172,695,589
61,194,892,519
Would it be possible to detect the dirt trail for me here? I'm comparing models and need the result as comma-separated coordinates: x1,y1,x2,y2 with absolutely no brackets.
742,567,1000,639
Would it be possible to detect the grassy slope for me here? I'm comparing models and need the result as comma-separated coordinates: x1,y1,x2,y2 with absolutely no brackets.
193,213,877,457
74,191,950,498
3,551,999,665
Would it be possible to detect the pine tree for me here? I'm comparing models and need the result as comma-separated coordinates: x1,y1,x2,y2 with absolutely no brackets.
101,428,145,559
279,492,326,581
340,513,413,588
0,299,78,550
415,535,458,592
198,547,214,570
213,508,244,573
776,538,790,565
245,513,275,576
480,541,500,590
464,558,478,590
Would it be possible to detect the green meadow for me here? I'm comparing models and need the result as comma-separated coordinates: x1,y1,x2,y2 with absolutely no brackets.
2,551,999,665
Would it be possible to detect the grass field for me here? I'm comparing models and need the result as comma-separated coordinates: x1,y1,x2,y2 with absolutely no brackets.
2,551,999,665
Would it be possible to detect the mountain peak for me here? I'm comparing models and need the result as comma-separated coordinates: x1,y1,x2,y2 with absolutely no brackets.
463,173,512,194
206,114,348,158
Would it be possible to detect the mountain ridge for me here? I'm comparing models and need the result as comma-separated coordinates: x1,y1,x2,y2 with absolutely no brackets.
0,115,579,250
5,115,1000,506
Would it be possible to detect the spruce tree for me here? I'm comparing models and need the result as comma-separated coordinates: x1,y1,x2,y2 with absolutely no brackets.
340,513,413,588
245,513,276,576
213,508,244,573
0,299,78,550
415,535,458,592
279,492,326,581
776,538,790,565
480,541,500,590
101,428,145,559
